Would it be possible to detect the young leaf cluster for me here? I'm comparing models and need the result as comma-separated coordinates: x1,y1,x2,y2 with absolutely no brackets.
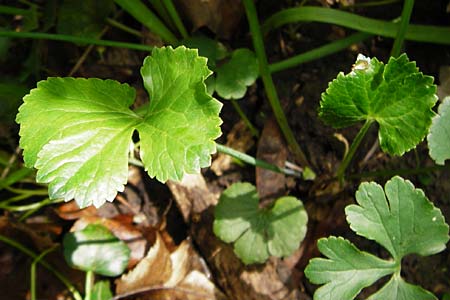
16,46,222,208
305,176,449,300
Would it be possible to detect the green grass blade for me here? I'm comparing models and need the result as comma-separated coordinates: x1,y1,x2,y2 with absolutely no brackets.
391,0,415,57
262,6,450,45
114,0,177,44
162,0,188,38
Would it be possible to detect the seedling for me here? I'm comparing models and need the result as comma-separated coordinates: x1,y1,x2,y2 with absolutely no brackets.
63,223,130,300
213,182,308,264
319,54,437,182
305,176,449,300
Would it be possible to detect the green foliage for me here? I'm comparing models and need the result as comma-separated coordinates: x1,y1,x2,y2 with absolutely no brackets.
91,280,113,300
319,54,437,155
182,34,228,69
428,97,450,165
0,80,28,123
215,48,259,100
213,182,308,264
305,176,449,300
63,224,130,277
57,0,114,38
16,46,222,208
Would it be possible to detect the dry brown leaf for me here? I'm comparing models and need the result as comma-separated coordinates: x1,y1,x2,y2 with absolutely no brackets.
116,232,172,294
256,117,287,202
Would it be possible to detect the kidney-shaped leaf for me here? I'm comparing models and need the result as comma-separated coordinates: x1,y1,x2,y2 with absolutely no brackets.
16,46,222,208
215,48,259,100
319,54,437,155
213,182,307,264
346,176,449,260
63,224,130,276
428,97,450,165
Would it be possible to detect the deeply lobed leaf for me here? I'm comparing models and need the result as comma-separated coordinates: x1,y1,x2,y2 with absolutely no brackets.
319,54,438,155
17,46,223,208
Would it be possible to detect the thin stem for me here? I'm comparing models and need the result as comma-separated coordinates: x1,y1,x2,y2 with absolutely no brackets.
0,30,154,51
216,144,302,177
148,0,177,31
262,6,450,45
230,100,260,137
336,119,374,183
242,0,311,168
106,18,143,38
162,0,188,39
390,0,415,57
269,32,372,73
84,270,94,300
0,235,83,300
31,246,58,300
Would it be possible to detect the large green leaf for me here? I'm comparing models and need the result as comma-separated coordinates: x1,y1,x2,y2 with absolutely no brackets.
213,182,307,264
63,224,130,276
215,49,259,100
57,0,114,38
16,46,222,208
346,176,449,260
304,237,396,300
305,176,449,300
319,54,437,155
427,97,450,165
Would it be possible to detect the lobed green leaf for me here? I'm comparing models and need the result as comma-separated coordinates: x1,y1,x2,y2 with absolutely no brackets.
319,54,437,155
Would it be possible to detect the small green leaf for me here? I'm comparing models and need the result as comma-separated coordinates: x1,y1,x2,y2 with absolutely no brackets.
319,54,437,155
428,97,450,165
63,224,130,276
215,49,259,100
17,46,222,208
182,35,228,69
213,182,307,264
57,0,114,38
368,274,436,300
346,176,449,260
305,237,396,300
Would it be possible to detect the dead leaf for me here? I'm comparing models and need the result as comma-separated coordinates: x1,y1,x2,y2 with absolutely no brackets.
256,117,287,202
174,0,244,39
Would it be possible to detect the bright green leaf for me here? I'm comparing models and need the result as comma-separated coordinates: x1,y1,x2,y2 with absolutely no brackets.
319,54,437,155
17,46,222,208
57,0,114,38
368,274,436,300
63,224,130,276
428,97,450,165
305,236,396,300
346,176,449,260
213,182,307,264
215,49,259,100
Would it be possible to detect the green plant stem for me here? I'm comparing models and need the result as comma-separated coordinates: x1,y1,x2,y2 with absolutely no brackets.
31,246,57,300
0,234,82,300
85,270,94,300
0,4,31,15
336,119,374,183
269,32,372,73
390,0,414,57
0,30,154,51
106,17,142,38
114,0,177,44
162,0,188,39
148,0,176,31
230,100,260,137
262,6,450,45
216,144,301,177
242,0,311,168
